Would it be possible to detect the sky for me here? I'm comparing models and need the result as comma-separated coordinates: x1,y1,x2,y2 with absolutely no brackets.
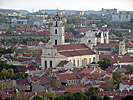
0,0,133,12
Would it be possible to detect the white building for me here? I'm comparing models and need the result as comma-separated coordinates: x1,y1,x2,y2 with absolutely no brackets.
101,8,119,16
81,23,109,49
111,12,131,23
41,13,99,70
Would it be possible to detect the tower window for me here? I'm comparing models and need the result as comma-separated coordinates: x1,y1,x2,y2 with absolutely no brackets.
55,29,57,34
45,60,47,69
55,21,58,27
50,60,52,68
55,40,57,45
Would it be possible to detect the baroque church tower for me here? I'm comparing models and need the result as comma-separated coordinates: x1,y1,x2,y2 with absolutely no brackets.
50,13,65,45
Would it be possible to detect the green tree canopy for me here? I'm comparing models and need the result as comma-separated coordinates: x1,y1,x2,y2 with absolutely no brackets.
125,65,133,74
98,57,113,70
122,95,133,100
103,95,111,100
85,87,100,100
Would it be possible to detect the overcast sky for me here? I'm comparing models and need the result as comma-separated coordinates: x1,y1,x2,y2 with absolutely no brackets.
0,0,133,12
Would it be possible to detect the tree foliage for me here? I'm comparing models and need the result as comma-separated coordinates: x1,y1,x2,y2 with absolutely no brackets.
55,91,90,100
112,72,122,89
85,87,100,100
98,58,113,70
103,95,111,100
125,65,133,74
122,95,133,100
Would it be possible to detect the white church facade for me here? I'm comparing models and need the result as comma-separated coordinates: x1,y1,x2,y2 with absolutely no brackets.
81,24,109,49
41,13,99,70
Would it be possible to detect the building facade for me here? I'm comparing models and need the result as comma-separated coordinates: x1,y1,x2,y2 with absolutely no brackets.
50,13,65,45
81,23,109,49
41,13,99,70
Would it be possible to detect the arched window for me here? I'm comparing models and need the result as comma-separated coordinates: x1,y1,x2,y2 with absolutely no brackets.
55,29,57,34
55,21,58,27
50,60,52,68
77,60,79,66
55,40,57,45
93,57,95,62
45,60,47,69
82,60,84,66
84,58,87,66
73,60,75,65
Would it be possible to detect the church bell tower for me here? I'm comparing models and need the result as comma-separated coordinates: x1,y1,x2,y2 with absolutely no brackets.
50,13,65,45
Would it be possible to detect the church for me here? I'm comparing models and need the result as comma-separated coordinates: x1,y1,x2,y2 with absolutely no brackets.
81,23,109,49
41,13,99,70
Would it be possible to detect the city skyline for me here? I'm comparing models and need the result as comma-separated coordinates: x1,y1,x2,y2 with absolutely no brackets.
0,0,133,12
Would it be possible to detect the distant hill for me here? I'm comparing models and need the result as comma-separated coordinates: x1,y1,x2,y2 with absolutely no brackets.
40,9,101,14
0,9,30,15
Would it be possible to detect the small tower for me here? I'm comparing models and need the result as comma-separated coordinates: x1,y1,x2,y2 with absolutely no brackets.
50,13,65,45
103,25,109,44
119,39,125,55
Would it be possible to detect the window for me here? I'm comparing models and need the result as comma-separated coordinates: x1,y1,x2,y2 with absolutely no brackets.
55,40,57,45
55,29,57,34
73,60,75,65
55,21,58,27
77,60,79,66
88,40,91,43
50,60,52,68
45,60,47,69
93,57,95,62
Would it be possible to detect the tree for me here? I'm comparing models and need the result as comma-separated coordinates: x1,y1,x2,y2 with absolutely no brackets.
85,87,100,100
103,95,111,100
125,65,133,74
44,91,55,100
33,94,46,99
112,72,122,89
6,28,14,34
0,68,10,79
98,58,113,70
8,68,14,78
13,92,25,100
122,95,133,100
73,92,90,100
103,79,114,91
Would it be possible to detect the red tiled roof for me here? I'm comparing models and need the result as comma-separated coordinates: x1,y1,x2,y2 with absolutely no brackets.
74,34,84,38
56,73,85,80
54,43,89,51
99,54,133,64
105,66,118,72
64,85,90,92
79,68,93,74
97,41,119,49
76,28,89,33
59,49,96,57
